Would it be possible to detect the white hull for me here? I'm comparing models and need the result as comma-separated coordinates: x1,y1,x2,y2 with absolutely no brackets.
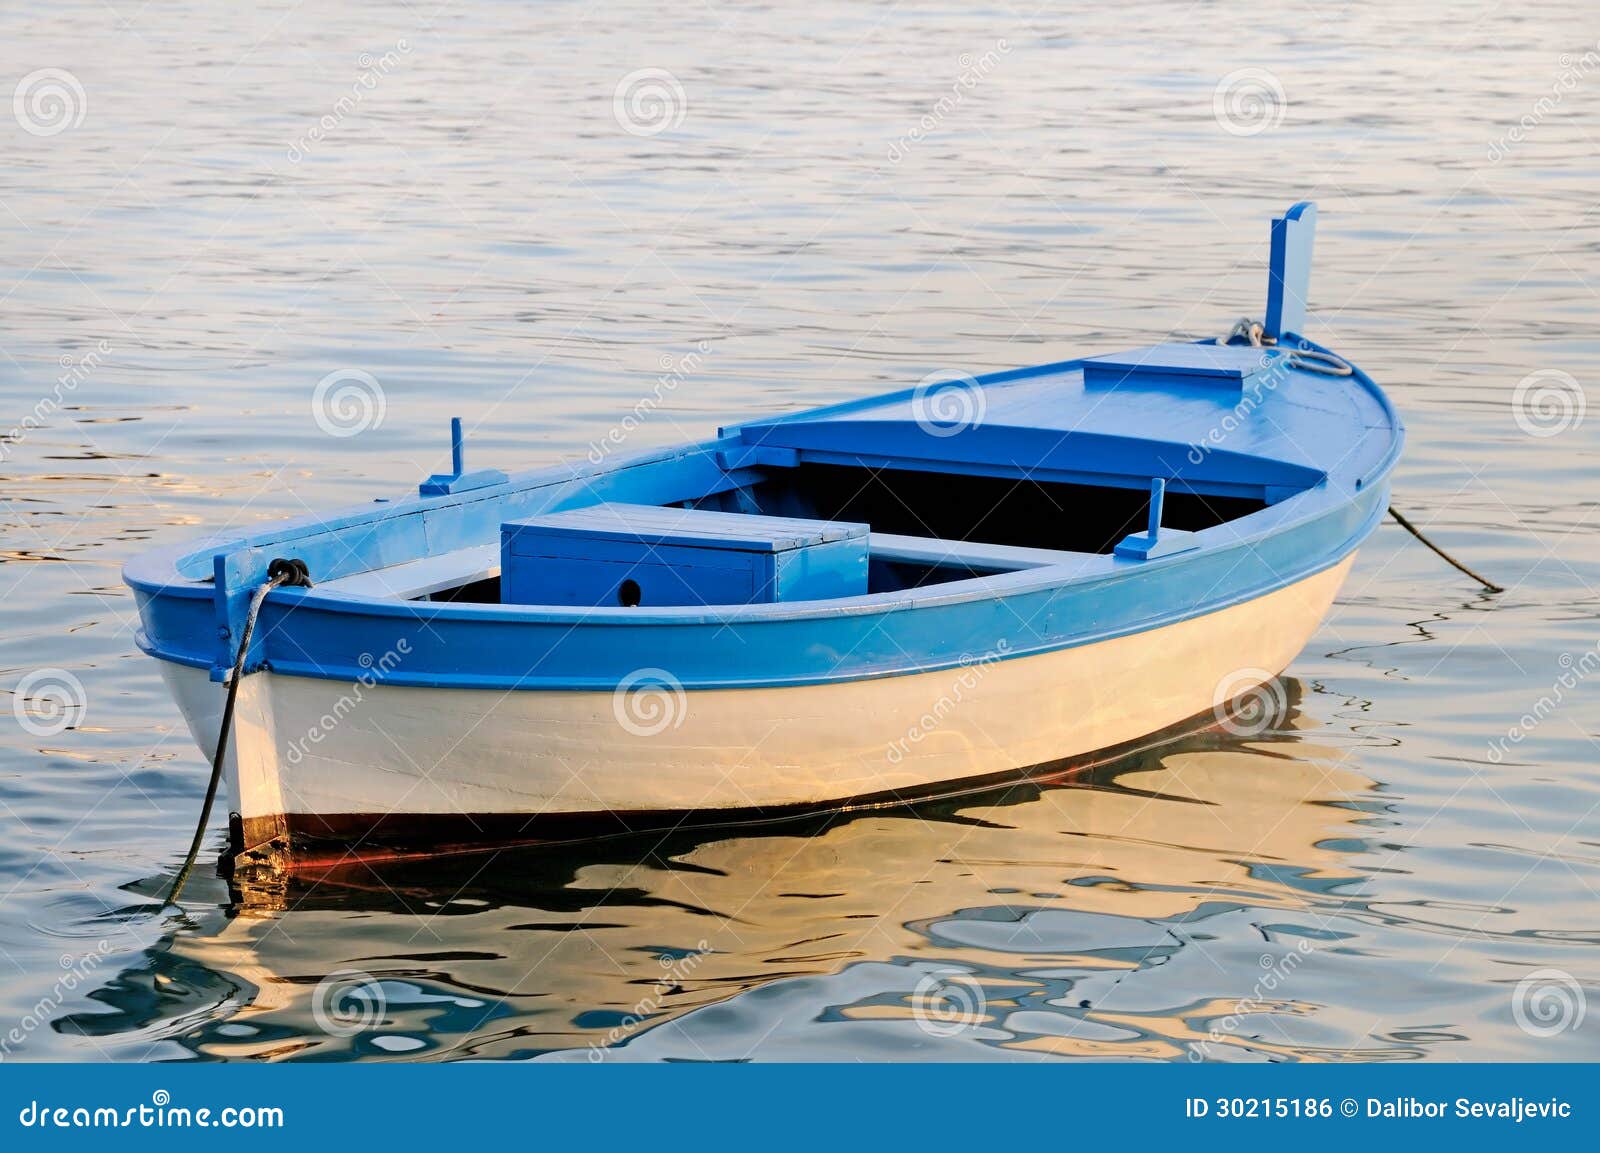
160,556,1353,846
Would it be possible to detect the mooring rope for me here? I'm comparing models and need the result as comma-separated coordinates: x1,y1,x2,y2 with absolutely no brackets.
1225,317,1268,348
1223,316,1352,374
164,557,311,905
1387,507,1503,593
1221,319,1500,592
1285,348,1353,376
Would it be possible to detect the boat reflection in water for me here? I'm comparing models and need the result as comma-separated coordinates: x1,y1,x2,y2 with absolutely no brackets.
63,681,1418,1062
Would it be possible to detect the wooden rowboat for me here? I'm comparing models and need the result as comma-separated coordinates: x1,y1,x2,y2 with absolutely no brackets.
124,202,1402,860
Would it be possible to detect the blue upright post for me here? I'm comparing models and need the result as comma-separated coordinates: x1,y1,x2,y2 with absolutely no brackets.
1113,476,1199,561
1146,476,1166,541
419,415,508,497
1264,201,1317,341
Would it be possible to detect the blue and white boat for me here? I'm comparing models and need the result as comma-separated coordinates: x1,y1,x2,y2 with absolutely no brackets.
124,203,1402,860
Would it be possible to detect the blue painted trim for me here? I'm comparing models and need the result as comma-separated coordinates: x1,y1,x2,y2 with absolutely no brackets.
131,481,1389,691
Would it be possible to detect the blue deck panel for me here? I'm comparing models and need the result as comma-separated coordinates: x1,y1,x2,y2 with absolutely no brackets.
729,343,1382,494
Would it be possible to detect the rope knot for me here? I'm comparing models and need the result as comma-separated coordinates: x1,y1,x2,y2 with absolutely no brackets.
266,557,313,588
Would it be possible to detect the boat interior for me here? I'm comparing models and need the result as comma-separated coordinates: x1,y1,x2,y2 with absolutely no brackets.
319,463,1268,608
305,365,1318,611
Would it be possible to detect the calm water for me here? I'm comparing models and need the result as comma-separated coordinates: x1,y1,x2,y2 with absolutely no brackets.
2,1,1598,1062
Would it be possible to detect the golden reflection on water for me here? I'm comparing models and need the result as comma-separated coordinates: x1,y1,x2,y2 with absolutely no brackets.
156,697,1392,1062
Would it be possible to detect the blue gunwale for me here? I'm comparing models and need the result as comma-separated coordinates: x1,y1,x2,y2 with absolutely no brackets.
124,333,1403,693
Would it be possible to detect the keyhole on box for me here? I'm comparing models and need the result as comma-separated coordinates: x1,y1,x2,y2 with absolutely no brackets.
618,579,641,607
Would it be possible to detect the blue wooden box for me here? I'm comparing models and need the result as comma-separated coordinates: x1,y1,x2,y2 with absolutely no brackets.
501,503,869,608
